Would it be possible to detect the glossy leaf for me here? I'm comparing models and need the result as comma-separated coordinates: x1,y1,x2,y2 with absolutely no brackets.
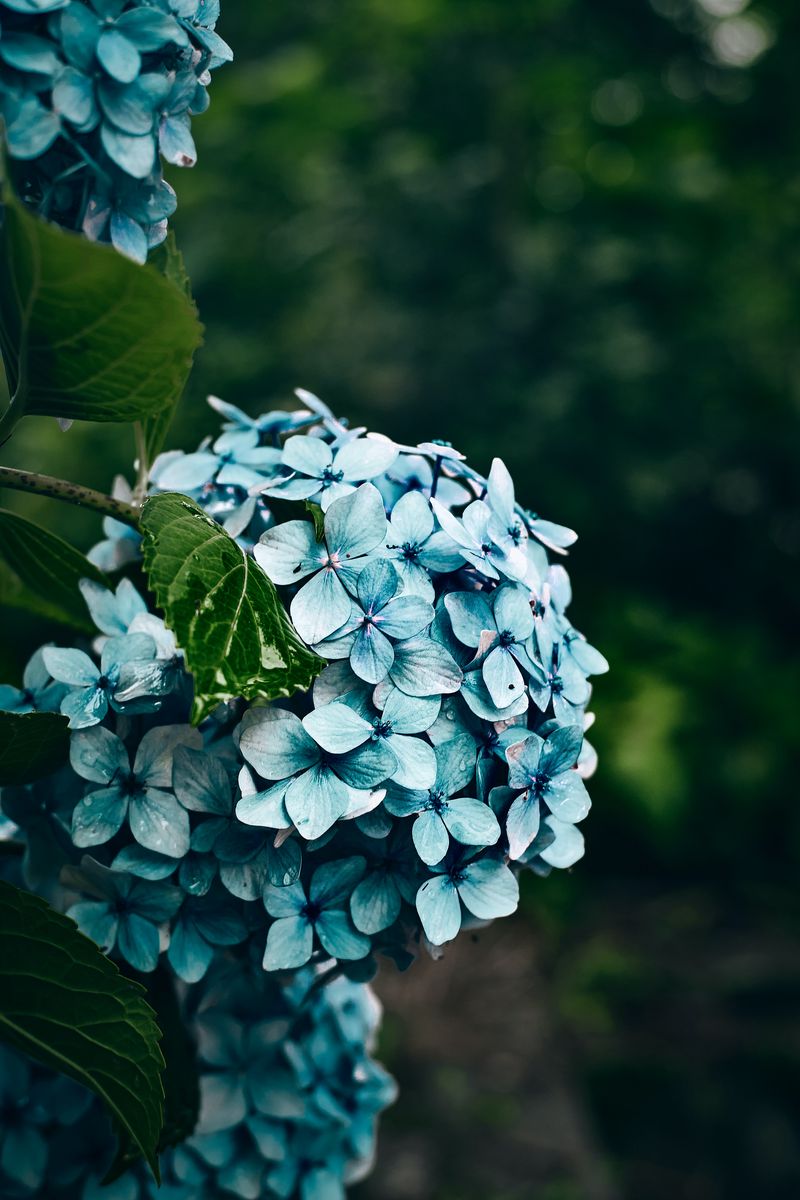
139,492,324,723
0,880,164,1178
0,182,202,432
0,507,107,631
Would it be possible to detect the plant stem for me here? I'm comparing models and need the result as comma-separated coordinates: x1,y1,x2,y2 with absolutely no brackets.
133,421,149,504
0,466,140,527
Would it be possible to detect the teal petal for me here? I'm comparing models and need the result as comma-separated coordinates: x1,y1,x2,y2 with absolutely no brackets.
129,788,190,857
315,910,371,960
263,915,313,970
457,859,519,920
416,873,461,945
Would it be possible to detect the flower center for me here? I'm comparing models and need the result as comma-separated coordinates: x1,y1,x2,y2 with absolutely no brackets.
321,466,344,486
301,900,322,922
426,788,446,813
498,629,515,648
400,541,421,562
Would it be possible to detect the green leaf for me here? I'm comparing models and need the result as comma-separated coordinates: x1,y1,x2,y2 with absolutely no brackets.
304,499,326,541
0,507,107,631
140,234,199,465
0,181,203,433
105,963,199,1181
139,492,324,723
0,711,69,785
0,880,165,1179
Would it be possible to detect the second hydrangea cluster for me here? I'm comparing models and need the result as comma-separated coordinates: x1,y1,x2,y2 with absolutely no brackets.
0,390,606,983
0,0,231,261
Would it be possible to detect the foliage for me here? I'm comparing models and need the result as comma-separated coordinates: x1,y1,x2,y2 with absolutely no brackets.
0,879,164,1177
0,710,68,784
139,490,325,723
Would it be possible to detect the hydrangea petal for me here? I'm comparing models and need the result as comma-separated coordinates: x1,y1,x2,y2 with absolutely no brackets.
72,786,127,846
457,859,519,920
291,567,352,646
350,874,401,935
411,809,449,866
302,703,372,754
505,793,541,860
539,815,585,868
442,798,500,849
129,787,190,857
285,765,349,840
263,915,313,971
117,911,160,972
416,874,461,945
239,707,319,780
316,910,371,961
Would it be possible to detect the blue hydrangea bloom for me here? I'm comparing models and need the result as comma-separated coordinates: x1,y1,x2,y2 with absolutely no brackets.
415,852,519,946
65,854,182,972
263,856,369,970
42,631,159,727
0,0,231,259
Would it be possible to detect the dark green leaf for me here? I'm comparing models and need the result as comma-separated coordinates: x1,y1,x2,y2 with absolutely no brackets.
0,507,107,631
140,234,199,465
139,492,324,723
0,711,69,785
304,499,326,541
0,181,203,432
0,880,164,1178
105,963,199,1181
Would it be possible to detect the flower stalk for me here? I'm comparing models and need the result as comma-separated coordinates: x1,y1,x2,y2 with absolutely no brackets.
0,466,140,527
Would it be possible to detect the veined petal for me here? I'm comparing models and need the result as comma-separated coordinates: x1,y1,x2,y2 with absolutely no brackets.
281,435,331,477
72,787,127,846
70,724,128,783
442,798,500,848
302,703,372,754
388,734,436,791
335,437,398,481
129,788,190,858
134,724,200,788
457,859,519,920
324,483,387,561
378,594,434,641
390,637,463,697
416,874,461,945
239,707,319,780
539,815,585,868
444,592,494,647
412,809,449,866
263,916,313,971
291,568,352,645
43,646,98,687
254,520,323,585
505,793,541,860
285,765,349,840
117,912,160,972
263,879,306,919
482,645,525,710
316,910,371,961
350,873,401,934
545,772,591,823
350,623,394,685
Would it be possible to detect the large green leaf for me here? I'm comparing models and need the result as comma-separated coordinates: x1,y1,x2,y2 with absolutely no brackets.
0,182,202,432
0,711,69,785
139,492,324,723
0,881,165,1178
0,507,107,631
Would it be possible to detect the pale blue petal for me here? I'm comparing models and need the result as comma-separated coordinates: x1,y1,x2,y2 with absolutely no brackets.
506,794,541,860
433,733,477,796
334,437,398,481
486,457,516,526
316,910,371,960
545,772,591,823
539,815,585,868
412,809,449,866
323,483,387,561
390,637,463,697
350,873,401,934
281,434,331,477
235,774,292,830
482,645,525,709
285,765,349,840
101,632,155,672
350,624,394,684
378,594,434,640
263,916,313,970
415,874,461,944
460,671,528,721
334,741,396,789
291,568,353,645
254,520,322,585
493,583,534,640
380,687,440,734
70,724,127,783
129,788,190,857
506,734,545,789
302,703,372,754
388,489,433,542
155,451,218,490
356,558,398,611
97,28,140,83
383,787,426,818
389,734,436,790
239,707,319,780
43,646,97,687
540,725,583,777
443,798,500,848
457,859,519,920
72,787,127,846
444,592,494,647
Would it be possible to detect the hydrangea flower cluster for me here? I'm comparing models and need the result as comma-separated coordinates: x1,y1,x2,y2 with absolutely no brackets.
0,0,231,261
0,390,606,983
0,960,395,1200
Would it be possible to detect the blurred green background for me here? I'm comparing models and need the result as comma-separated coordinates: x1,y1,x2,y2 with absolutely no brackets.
2,0,800,1196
